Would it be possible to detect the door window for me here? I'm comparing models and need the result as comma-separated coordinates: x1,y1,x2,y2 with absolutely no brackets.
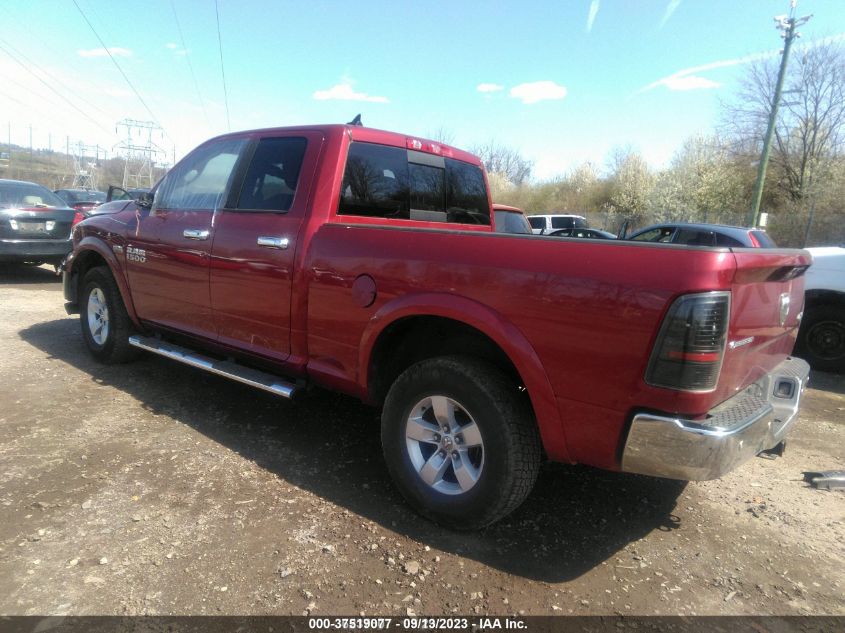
527,216,545,230
631,227,674,242
156,138,247,210
675,229,715,246
236,137,307,211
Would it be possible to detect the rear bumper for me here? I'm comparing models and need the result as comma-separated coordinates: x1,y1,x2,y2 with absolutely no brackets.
0,238,72,262
621,356,810,480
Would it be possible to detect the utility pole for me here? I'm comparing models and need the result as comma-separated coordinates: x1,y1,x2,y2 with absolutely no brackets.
747,1,812,228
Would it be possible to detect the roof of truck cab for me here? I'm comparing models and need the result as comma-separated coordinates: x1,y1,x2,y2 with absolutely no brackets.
205,124,483,166
492,204,524,214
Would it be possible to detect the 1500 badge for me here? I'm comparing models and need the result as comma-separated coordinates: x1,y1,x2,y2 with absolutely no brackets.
127,246,146,263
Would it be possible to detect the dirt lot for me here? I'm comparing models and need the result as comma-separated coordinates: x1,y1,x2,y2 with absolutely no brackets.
0,264,843,617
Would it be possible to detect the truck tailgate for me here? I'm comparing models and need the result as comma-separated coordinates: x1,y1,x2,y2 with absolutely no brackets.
717,248,812,401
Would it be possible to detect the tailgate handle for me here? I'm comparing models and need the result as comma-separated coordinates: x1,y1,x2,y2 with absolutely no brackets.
257,236,289,250
183,229,210,240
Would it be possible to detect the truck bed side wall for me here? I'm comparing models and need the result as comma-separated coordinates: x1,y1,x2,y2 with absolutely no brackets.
302,226,743,468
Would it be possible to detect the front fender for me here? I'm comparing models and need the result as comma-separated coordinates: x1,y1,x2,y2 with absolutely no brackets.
72,237,141,328
357,292,571,462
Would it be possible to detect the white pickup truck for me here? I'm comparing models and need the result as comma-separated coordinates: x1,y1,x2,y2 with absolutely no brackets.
795,246,845,373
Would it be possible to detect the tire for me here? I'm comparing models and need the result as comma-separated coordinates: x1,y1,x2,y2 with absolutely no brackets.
80,266,139,364
381,356,541,530
795,304,845,373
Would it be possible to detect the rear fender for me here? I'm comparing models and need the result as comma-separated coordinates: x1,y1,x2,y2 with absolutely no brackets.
358,292,571,462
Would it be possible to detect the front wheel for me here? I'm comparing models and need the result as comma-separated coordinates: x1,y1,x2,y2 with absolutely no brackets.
381,356,541,530
795,304,845,373
80,266,138,364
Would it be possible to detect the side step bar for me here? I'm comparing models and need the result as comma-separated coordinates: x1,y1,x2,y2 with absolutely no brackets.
128,335,299,399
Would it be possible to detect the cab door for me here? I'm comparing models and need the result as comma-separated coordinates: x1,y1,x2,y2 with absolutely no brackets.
126,136,247,339
209,132,324,361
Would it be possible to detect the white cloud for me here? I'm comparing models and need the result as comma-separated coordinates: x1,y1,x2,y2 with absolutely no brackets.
586,0,600,33
640,32,845,94
78,47,132,58
313,79,388,103
509,81,567,104
165,42,178,50
477,83,504,93
659,0,682,29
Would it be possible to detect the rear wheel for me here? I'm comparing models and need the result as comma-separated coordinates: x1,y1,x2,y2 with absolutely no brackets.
381,356,541,530
795,304,845,373
80,266,138,364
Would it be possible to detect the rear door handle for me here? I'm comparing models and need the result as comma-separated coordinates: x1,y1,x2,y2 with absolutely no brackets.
257,236,290,250
183,229,210,240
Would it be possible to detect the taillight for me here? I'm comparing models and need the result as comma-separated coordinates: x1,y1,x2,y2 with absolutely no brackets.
72,212,85,226
748,231,761,247
646,292,731,392
406,137,454,157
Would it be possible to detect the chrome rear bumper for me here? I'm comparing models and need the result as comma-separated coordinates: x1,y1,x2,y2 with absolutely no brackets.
621,356,810,480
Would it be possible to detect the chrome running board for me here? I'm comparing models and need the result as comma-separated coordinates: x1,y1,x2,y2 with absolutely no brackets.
128,335,298,399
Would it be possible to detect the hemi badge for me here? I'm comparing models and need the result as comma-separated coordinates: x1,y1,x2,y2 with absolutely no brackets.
113,245,124,254
728,336,754,350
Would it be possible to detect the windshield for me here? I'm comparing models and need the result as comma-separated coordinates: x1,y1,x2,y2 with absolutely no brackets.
0,182,68,209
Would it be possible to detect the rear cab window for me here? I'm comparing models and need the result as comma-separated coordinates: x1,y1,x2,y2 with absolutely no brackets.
494,211,532,234
338,141,490,227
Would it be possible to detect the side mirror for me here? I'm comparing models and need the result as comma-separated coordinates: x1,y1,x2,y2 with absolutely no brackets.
137,192,154,209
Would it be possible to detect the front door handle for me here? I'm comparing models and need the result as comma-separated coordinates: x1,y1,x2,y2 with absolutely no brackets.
257,236,290,250
183,229,210,240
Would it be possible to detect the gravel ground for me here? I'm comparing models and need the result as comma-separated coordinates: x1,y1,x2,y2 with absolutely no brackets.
0,264,843,617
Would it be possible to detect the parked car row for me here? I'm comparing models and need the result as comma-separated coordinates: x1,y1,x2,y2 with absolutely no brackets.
495,209,777,248
0,180,151,268
493,206,842,372
0,179,81,267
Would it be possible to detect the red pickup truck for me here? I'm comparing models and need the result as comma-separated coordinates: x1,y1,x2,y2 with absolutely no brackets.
63,124,812,529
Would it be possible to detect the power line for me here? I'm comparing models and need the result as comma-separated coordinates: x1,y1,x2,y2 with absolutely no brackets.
0,40,114,136
214,0,231,131
0,35,115,122
71,0,173,145
170,0,210,126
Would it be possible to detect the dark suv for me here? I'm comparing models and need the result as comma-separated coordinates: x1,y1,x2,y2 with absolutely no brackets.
627,223,777,248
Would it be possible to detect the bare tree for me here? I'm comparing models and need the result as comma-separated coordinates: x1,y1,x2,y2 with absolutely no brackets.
723,42,845,202
470,141,533,186
426,126,456,145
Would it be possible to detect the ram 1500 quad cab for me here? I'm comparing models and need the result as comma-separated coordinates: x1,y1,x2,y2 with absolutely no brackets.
63,124,812,529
